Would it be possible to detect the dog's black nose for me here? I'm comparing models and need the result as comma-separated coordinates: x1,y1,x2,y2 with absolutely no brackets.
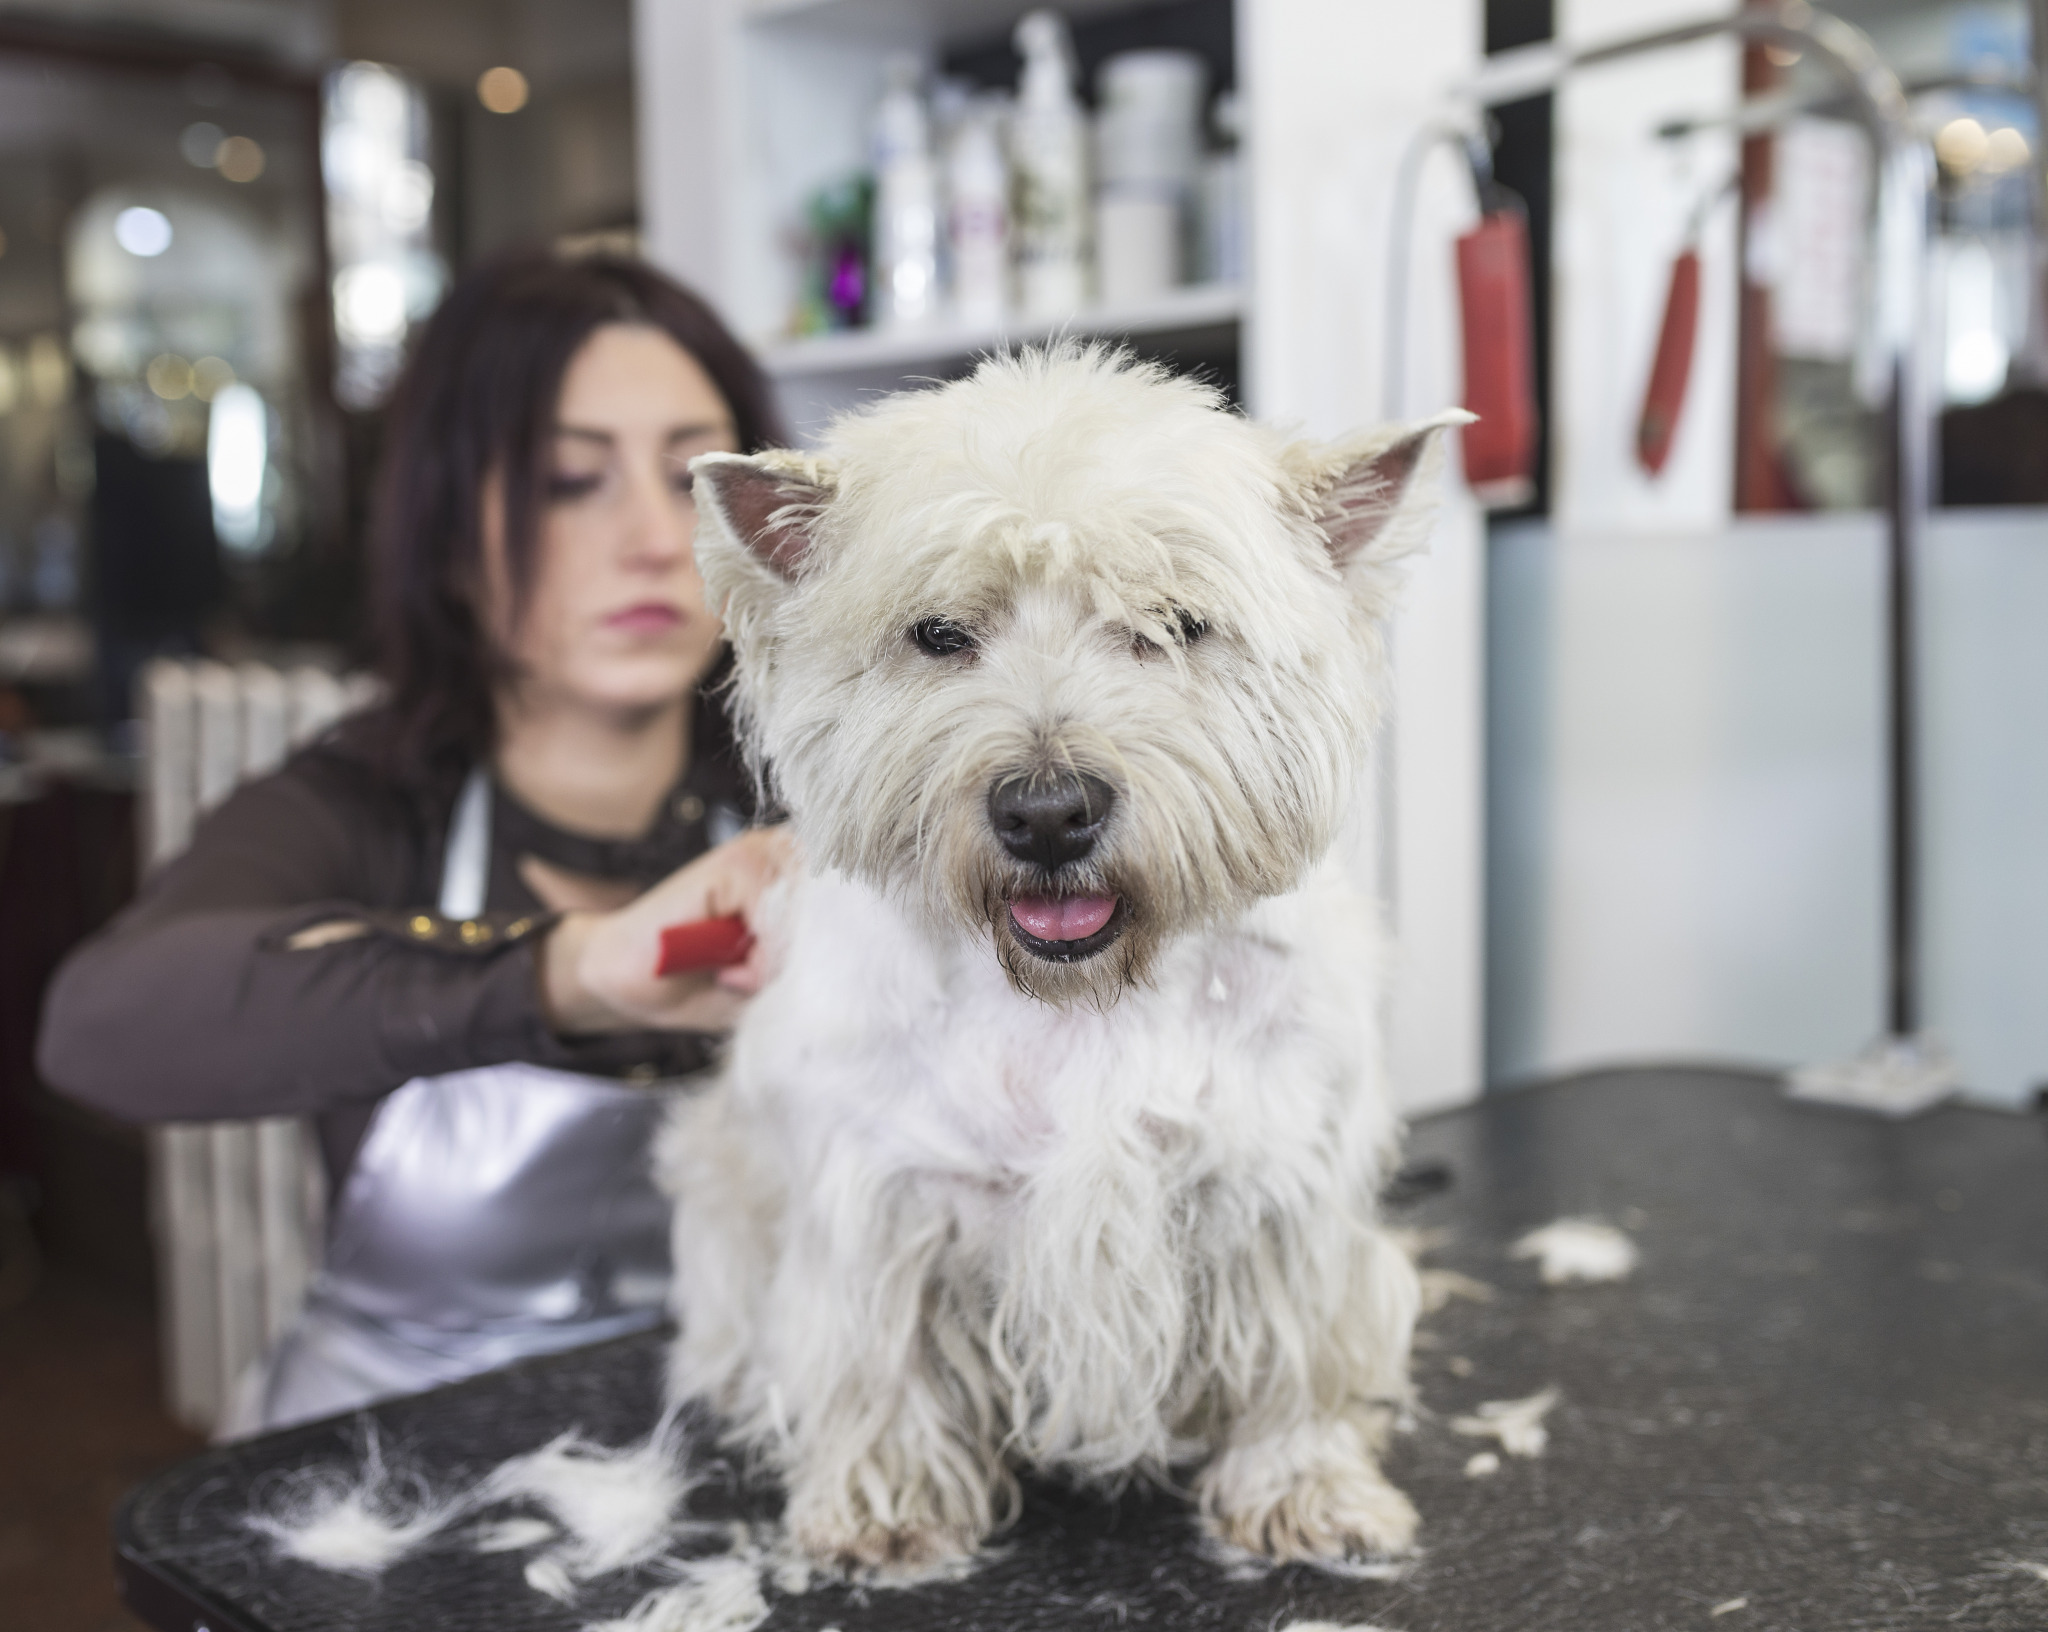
988,772,1117,868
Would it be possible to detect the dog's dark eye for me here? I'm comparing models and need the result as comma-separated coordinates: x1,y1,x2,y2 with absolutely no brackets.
911,617,975,657
1177,610,1208,644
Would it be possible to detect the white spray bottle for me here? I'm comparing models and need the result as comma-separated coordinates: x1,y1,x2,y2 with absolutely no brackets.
1009,10,1089,317
947,94,1011,325
871,54,939,329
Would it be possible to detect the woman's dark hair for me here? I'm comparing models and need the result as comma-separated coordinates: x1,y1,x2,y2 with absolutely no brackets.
361,248,786,792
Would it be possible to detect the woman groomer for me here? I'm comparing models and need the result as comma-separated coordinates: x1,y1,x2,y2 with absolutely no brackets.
38,251,795,1431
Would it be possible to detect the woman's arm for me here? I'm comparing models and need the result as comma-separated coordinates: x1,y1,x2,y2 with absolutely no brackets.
37,751,561,1123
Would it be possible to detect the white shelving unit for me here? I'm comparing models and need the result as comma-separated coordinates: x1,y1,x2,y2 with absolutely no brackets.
634,0,1489,1114
757,279,1243,377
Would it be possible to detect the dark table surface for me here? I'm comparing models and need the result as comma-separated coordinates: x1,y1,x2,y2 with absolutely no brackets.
117,1066,2048,1632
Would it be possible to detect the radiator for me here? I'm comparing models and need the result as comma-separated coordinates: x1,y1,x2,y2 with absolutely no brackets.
140,660,378,1435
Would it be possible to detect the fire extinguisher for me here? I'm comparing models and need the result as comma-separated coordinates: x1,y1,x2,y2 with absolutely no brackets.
1455,137,1538,508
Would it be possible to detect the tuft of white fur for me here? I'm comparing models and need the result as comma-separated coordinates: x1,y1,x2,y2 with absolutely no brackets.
1449,1387,1560,1458
482,1421,695,1580
245,1429,462,1576
1278,1623,1407,1632
1416,1268,1495,1312
251,1417,703,1600
1510,1219,1640,1285
584,1555,771,1632
471,1515,559,1554
526,1553,578,1602
1463,1451,1500,1478
671,346,1460,1568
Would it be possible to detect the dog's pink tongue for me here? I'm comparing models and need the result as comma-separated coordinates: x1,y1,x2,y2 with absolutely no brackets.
1009,895,1117,942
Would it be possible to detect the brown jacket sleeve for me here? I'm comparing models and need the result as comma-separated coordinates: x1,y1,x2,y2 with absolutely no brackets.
36,746,572,1124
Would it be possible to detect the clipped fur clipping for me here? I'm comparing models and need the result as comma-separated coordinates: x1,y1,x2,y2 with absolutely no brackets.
584,1554,772,1632
1278,1623,1409,1632
1510,1219,1640,1285
1449,1387,1561,1459
244,1427,466,1576
246,1413,700,1600
481,1417,698,1582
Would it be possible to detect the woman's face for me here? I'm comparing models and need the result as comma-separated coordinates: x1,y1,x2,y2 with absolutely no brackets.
486,323,738,717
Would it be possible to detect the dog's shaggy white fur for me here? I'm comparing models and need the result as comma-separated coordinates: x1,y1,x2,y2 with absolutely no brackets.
660,346,1459,1571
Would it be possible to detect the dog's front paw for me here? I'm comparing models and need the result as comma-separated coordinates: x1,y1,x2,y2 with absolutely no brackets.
783,1455,996,1578
1199,1419,1418,1563
788,1513,978,1575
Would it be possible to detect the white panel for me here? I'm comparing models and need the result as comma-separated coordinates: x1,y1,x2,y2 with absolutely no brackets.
209,1121,268,1418
1552,0,1740,535
340,671,385,719
1488,515,1887,1080
140,660,197,867
237,662,290,778
255,1117,319,1344
1491,506,2048,1108
1384,500,1487,1115
190,662,242,814
636,0,750,321
286,666,347,745
1245,0,1486,1114
151,1124,223,1432
1920,508,2048,1107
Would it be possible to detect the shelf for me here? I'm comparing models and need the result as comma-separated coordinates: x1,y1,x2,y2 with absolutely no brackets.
756,281,1243,378
745,0,1149,48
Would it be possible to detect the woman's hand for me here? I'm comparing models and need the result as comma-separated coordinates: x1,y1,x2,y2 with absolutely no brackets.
539,826,795,1036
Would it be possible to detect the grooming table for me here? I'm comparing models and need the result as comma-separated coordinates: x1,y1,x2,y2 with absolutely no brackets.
116,1067,2048,1631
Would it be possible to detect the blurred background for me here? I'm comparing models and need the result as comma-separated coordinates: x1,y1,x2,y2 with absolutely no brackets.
0,0,2042,1624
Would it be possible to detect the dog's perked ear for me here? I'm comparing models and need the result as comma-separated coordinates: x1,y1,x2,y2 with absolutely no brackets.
690,451,838,581
1283,408,1473,580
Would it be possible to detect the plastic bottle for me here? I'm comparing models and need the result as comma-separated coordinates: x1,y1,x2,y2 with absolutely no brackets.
1009,10,1089,318
947,94,1011,325
1094,49,1206,305
871,55,939,329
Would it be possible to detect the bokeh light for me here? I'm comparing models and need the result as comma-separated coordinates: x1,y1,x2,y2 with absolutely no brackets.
334,262,409,345
113,206,173,257
146,353,195,400
26,335,68,406
208,382,269,551
192,356,237,401
1935,117,1990,174
477,66,530,115
1983,126,2031,174
216,136,266,183
180,121,224,167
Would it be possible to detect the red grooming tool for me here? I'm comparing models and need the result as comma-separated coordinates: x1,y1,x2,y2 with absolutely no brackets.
1456,207,1539,508
656,915,754,977
1637,248,1701,475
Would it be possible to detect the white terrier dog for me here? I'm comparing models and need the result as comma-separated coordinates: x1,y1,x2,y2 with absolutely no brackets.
660,347,1459,1571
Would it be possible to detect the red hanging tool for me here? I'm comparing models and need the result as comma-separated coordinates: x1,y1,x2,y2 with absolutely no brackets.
656,914,754,977
1636,248,1700,475
1454,138,1539,508
1636,175,1732,478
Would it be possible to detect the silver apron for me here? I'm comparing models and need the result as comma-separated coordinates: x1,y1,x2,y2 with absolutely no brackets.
250,769,675,1432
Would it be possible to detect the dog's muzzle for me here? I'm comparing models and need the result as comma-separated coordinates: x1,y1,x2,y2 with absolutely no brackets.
987,771,1126,962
